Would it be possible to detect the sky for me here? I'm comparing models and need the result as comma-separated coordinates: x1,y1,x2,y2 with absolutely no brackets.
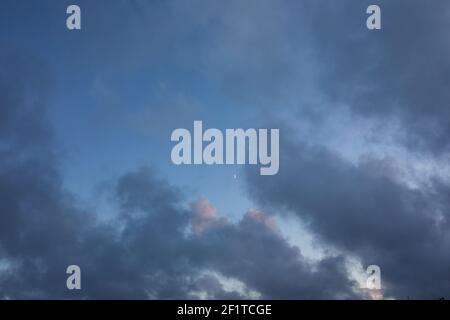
1,0,450,299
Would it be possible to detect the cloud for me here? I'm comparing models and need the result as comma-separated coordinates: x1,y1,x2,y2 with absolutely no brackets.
190,197,227,235
0,159,356,299
245,138,450,299
291,0,450,153
187,203,357,299
246,208,280,235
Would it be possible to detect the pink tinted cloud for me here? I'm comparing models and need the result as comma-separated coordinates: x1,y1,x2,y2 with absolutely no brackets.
246,208,280,235
190,197,280,237
190,197,224,235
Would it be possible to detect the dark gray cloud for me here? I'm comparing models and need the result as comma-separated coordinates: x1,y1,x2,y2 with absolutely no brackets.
302,0,450,153
0,51,86,298
245,137,450,299
190,209,356,299
0,157,356,299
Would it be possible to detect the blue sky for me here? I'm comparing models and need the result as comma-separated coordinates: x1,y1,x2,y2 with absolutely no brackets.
2,1,259,216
